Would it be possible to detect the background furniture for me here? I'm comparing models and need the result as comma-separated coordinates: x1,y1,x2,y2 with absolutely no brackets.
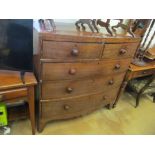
132,19,155,66
7,102,28,121
128,74,155,107
0,70,37,134
132,19,151,37
145,47,155,60
127,74,155,107
115,61,155,107
34,24,140,132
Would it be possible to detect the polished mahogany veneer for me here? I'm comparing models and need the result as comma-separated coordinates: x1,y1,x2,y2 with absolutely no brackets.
33,28,140,132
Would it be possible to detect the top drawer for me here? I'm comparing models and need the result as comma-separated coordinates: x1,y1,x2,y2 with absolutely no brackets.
42,41,103,60
102,43,138,59
132,69,155,78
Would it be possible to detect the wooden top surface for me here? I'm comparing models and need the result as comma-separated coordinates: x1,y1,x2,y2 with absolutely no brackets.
0,70,37,91
145,47,155,60
129,61,155,72
38,30,141,43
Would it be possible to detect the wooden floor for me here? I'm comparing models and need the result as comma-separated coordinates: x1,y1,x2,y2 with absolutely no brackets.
10,92,155,135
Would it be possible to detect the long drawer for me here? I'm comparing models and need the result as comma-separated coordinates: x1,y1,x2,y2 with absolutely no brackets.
102,43,138,59
41,73,125,100
42,41,103,60
41,59,131,81
41,90,118,121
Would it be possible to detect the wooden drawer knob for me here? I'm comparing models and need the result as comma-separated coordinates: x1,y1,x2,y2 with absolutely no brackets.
115,64,121,69
0,95,3,101
109,80,114,85
69,68,76,75
64,105,70,110
120,49,127,55
143,71,147,74
71,48,79,56
66,87,73,93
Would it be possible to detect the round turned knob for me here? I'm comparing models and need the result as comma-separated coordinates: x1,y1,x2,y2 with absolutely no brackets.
143,71,147,74
0,95,3,101
120,49,127,55
64,105,70,110
66,87,73,93
69,68,76,75
109,80,114,85
115,64,121,69
71,48,79,56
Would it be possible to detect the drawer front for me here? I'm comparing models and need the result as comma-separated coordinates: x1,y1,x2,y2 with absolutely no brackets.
42,41,103,59
41,73,125,99
0,88,27,102
41,90,118,120
132,69,155,78
42,59,131,81
102,43,138,59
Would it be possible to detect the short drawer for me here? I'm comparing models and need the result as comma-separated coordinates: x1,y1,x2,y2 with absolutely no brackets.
42,41,103,60
0,88,27,102
102,43,138,59
41,73,125,100
42,59,131,81
41,90,118,121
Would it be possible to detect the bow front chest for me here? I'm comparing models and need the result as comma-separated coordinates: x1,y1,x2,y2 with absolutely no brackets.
34,29,140,132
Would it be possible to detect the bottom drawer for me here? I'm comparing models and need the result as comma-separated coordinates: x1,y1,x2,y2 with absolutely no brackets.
41,88,119,121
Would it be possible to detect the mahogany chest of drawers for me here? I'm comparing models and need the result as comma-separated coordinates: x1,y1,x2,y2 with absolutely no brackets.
34,29,140,132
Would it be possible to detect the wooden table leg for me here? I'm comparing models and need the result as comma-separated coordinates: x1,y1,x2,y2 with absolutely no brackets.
135,74,155,108
153,93,155,103
27,86,35,135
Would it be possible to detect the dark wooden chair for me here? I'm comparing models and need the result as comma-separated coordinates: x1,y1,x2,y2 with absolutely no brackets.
127,73,155,108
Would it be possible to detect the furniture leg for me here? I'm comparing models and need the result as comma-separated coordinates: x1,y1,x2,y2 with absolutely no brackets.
106,103,113,110
153,94,155,103
81,23,86,31
75,21,80,30
135,74,155,107
27,86,35,135
106,27,113,36
136,92,141,108
38,119,46,133
88,23,94,32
